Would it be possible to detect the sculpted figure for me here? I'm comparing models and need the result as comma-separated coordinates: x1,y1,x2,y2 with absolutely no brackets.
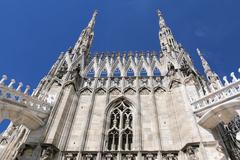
40,147,53,160
186,146,199,160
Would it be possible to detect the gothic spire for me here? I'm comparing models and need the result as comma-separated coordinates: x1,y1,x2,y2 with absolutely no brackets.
157,9,166,29
197,48,212,73
72,10,98,62
197,48,221,89
157,9,179,54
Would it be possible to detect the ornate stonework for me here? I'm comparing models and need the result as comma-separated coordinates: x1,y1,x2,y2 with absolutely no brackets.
0,9,239,160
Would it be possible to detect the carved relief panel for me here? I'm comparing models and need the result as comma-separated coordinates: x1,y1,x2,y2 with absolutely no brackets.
153,77,162,87
102,153,117,160
162,153,178,160
139,77,149,88
80,88,92,96
97,78,107,88
109,88,121,95
83,78,94,88
142,153,157,160
110,77,122,88
125,77,135,87
122,153,137,160
82,153,97,160
139,87,151,95
63,152,78,160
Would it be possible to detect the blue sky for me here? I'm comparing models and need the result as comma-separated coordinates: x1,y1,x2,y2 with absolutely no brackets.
0,0,239,131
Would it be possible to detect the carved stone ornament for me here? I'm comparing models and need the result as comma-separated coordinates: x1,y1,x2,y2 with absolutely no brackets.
139,88,150,95
105,153,113,160
125,88,136,95
70,64,81,80
85,153,93,160
141,78,148,86
126,77,134,86
81,88,92,95
56,62,68,79
145,153,154,160
99,78,106,87
169,80,180,89
125,153,134,160
186,146,199,160
0,137,8,145
64,152,77,160
155,77,161,84
40,147,54,160
155,87,165,95
96,88,106,95
113,78,120,86
163,153,178,160
110,88,121,95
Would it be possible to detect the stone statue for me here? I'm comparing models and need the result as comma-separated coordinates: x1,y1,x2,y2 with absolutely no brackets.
40,147,54,160
186,146,199,160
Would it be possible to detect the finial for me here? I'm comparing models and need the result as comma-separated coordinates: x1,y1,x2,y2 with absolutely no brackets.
223,76,229,85
230,72,238,82
24,85,30,94
16,82,23,91
157,9,162,17
8,79,16,88
0,75,7,85
196,48,202,57
111,52,115,58
88,10,98,28
94,10,98,15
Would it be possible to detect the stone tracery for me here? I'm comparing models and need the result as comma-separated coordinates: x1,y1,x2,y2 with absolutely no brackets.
106,100,133,151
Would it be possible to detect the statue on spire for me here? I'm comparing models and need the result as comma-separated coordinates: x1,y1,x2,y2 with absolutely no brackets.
157,9,166,29
197,48,221,90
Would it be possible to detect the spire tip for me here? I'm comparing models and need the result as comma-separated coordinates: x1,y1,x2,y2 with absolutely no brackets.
157,9,162,17
196,48,202,56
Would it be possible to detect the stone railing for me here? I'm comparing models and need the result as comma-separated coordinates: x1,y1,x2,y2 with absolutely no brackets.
0,75,52,113
191,68,240,113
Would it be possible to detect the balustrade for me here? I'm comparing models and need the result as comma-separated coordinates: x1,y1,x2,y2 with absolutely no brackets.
191,67,240,113
0,74,52,113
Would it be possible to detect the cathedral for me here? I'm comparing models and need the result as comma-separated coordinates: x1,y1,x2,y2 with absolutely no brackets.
0,9,240,160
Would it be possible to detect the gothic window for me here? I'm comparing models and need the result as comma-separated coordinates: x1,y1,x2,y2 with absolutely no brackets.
126,68,134,77
140,68,147,77
107,101,133,151
113,68,121,77
87,68,95,78
153,67,161,76
100,68,108,78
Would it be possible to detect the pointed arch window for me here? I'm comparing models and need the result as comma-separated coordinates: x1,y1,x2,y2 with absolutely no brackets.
107,101,133,151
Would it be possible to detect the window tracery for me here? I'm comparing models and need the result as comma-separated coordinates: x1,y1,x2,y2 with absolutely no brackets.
106,101,133,151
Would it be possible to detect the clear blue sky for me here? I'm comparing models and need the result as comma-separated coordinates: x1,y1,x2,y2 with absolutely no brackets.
0,0,239,132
